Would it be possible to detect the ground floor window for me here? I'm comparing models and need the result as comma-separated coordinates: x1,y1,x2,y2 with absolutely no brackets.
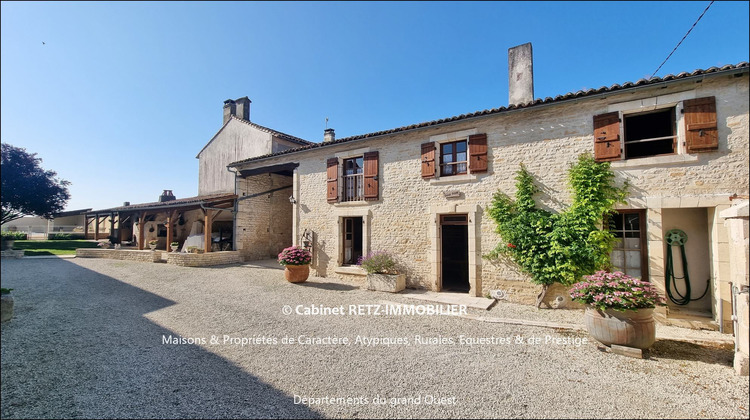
609,210,648,281
342,216,363,265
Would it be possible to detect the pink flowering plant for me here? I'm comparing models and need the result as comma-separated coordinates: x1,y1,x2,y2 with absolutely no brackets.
278,246,312,266
569,270,665,311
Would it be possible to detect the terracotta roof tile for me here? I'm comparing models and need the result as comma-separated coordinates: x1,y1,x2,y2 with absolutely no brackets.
228,62,748,167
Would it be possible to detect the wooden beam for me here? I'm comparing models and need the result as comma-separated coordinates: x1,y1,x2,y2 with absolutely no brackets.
138,211,148,250
84,216,90,239
203,209,214,253
166,210,176,253
95,215,101,240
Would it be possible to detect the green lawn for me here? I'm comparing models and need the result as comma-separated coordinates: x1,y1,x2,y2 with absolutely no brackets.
11,240,100,256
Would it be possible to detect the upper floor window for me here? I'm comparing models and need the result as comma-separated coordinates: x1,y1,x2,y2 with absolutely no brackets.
593,96,718,162
343,157,364,202
440,140,468,177
623,108,676,159
327,152,379,203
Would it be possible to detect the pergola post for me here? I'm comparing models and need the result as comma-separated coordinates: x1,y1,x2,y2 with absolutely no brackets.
84,216,90,239
203,209,214,253
95,215,101,240
109,212,116,243
138,211,148,250
166,210,176,252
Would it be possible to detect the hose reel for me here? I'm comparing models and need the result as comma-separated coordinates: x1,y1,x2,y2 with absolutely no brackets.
664,229,709,305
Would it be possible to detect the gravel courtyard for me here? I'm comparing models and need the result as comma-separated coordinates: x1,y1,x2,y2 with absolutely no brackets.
1,258,748,419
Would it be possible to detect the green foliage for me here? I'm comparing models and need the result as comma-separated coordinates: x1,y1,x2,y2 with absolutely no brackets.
485,154,628,286
11,239,99,256
51,233,73,240
0,288,13,294
1,231,27,240
1,143,71,225
358,251,398,274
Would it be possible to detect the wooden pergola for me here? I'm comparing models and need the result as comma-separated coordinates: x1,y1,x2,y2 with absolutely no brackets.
85,193,237,252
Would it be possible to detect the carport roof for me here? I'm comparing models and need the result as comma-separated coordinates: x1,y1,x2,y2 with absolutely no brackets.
87,193,236,215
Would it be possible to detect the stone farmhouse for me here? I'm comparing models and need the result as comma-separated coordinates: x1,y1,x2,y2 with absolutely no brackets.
86,45,748,372
223,45,748,336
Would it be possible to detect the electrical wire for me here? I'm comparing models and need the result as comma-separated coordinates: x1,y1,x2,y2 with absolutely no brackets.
650,1,715,79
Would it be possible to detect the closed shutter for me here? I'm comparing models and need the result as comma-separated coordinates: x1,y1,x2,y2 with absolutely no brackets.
363,151,379,201
593,112,621,162
326,158,339,203
684,96,718,153
468,133,488,173
421,142,436,179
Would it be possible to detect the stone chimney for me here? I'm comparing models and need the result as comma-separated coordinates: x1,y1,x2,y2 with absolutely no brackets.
508,43,534,106
159,190,176,202
123,201,130,207
324,128,335,143
223,97,251,124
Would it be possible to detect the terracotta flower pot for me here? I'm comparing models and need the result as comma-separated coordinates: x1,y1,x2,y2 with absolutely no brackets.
284,264,310,283
584,306,656,350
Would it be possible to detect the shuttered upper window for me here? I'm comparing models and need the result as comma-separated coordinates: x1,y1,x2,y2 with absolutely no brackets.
327,151,379,203
593,96,718,162
422,133,488,179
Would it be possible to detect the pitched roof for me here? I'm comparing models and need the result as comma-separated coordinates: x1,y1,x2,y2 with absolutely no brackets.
196,115,314,158
228,62,749,168
88,193,236,214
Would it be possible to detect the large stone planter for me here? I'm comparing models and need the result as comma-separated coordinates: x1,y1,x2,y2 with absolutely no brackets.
1,293,13,322
367,273,406,293
1,239,15,251
284,264,310,283
584,306,656,350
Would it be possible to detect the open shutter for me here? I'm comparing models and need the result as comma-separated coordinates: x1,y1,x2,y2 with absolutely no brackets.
363,151,379,201
421,142,436,179
468,133,488,173
684,96,718,153
593,112,621,162
326,158,339,203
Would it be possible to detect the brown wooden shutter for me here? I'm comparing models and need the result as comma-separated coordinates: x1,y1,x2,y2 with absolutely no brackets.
684,96,718,153
421,142,436,179
326,158,339,203
363,151,379,201
468,133,488,173
593,112,621,162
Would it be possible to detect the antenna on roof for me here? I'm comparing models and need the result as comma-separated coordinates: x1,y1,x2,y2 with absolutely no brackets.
325,117,329,129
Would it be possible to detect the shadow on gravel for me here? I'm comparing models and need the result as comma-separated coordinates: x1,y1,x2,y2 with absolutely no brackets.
0,258,321,419
296,281,360,291
649,339,734,366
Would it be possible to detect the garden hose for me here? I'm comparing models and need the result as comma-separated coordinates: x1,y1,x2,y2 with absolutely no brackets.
664,229,710,305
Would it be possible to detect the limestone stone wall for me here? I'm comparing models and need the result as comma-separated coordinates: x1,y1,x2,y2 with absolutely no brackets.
76,249,162,263
166,251,242,267
235,73,749,306
235,173,293,261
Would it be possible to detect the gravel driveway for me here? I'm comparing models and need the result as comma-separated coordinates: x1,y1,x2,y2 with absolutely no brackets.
1,258,748,419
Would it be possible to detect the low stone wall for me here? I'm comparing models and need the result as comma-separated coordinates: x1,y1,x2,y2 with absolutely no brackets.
0,250,25,259
75,249,162,263
166,251,242,267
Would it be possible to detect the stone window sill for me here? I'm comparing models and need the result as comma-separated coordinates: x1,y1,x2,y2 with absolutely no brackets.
429,174,479,185
335,266,367,276
611,154,699,169
333,201,376,207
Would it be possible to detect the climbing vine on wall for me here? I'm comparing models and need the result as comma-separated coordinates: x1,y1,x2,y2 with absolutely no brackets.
486,153,629,289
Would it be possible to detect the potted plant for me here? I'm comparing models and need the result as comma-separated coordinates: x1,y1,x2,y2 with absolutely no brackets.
170,241,179,252
148,239,158,251
1,288,14,322
278,246,312,283
187,246,198,254
570,271,665,350
359,251,405,293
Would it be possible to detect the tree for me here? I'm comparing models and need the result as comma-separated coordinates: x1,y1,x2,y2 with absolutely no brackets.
1,143,71,225
486,153,628,307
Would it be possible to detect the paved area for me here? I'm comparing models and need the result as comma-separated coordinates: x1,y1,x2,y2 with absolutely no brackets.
1,258,748,419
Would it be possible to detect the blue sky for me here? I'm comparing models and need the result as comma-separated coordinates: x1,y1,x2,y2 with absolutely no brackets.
2,1,748,211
